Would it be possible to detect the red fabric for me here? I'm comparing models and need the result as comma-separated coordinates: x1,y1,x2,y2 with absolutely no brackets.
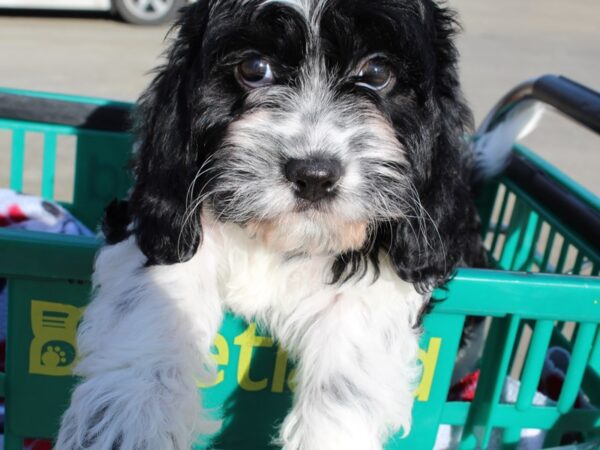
7,204,28,223
23,440,52,450
448,370,480,401
0,204,29,227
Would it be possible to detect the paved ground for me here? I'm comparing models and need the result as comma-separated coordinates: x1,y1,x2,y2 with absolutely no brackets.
1,0,599,194
454,0,600,195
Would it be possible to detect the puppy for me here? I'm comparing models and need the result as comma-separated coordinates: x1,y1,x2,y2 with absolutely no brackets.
56,0,484,449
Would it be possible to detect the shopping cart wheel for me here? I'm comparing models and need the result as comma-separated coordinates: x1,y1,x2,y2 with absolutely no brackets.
113,0,186,25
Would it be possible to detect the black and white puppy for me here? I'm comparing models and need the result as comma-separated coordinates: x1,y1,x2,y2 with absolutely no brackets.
57,0,484,449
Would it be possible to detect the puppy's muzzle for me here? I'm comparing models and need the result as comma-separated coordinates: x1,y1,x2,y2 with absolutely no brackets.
285,157,342,202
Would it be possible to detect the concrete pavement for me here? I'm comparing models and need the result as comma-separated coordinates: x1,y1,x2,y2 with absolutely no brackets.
455,0,600,195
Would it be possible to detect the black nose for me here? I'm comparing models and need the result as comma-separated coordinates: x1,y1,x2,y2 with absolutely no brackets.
284,158,342,202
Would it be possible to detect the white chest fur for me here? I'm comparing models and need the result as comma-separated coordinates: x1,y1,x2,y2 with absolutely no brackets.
204,220,426,334
56,220,428,450
205,221,429,450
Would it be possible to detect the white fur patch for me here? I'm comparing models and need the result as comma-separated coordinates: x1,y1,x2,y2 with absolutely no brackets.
57,219,427,450
56,236,224,450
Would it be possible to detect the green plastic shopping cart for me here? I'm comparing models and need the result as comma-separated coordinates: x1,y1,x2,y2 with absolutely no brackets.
0,74,598,449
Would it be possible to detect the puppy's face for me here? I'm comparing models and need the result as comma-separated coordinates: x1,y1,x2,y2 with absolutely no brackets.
201,0,435,255
127,0,482,288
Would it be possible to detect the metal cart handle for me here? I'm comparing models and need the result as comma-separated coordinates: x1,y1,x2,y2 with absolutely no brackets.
476,74,600,137
472,75,600,184
533,75,600,135
474,75,600,251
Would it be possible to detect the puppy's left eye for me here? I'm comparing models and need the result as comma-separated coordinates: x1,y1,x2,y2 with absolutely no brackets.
236,57,275,89
356,57,394,91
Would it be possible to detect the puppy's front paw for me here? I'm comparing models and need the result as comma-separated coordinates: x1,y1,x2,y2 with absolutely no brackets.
56,406,126,450
279,409,383,450
55,374,200,450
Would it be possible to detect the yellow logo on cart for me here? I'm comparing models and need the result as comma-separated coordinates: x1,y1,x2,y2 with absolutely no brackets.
28,301,442,401
29,300,83,376
204,323,442,402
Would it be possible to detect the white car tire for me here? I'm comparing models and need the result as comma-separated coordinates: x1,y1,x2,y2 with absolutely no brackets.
114,0,186,25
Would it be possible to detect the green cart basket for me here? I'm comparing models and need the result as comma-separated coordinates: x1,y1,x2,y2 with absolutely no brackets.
0,74,599,450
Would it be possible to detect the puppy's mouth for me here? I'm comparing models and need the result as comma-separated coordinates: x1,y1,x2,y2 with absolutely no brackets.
292,197,335,213
246,210,368,256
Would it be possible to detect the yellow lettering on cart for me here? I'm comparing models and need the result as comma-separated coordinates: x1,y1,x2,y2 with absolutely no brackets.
212,333,229,386
29,300,83,376
234,323,273,391
196,333,230,388
286,367,297,392
197,333,230,388
415,337,441,402
204,333,230,388
272,347,289,393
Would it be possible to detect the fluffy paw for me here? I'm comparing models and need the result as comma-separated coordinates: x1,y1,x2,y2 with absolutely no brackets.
55,373,202,450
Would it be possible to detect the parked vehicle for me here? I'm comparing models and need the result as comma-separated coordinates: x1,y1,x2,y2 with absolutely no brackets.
0,0,188,25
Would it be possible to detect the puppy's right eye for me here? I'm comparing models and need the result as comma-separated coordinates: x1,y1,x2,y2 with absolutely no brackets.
236,57,274,89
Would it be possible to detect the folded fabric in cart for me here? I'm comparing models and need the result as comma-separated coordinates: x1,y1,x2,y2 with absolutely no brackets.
0,189,93,340
0,188,93,235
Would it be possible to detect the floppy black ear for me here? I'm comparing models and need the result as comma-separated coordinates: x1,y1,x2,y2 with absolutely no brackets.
128,1,210,265
384,3,485,291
